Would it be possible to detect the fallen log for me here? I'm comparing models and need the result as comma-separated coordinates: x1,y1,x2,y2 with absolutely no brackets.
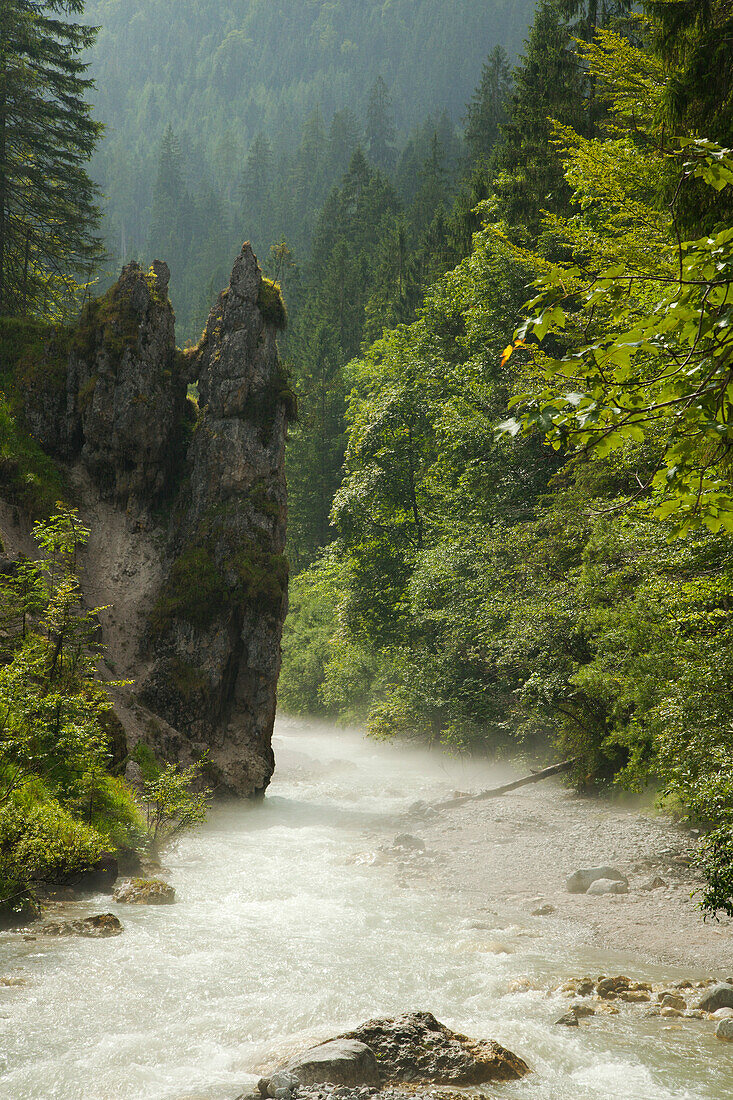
433,758,577,810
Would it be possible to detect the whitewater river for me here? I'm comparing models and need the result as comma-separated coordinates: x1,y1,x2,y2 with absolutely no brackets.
0,719,730,1099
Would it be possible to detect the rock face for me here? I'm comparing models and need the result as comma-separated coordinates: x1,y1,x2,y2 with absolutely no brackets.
11,247,293,796
280,1041,380,1087
140,246,291,792
339,1012,530,1085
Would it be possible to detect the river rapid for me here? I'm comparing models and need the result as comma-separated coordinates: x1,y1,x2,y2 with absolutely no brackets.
0,719,731,1100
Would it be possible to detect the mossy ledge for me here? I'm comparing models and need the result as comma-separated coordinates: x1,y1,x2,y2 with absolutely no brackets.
258,277,288,330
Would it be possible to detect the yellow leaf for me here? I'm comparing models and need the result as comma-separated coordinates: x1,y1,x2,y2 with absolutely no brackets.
500,344,514,367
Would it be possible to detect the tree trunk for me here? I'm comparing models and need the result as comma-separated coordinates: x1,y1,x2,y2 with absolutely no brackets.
432,758,578,810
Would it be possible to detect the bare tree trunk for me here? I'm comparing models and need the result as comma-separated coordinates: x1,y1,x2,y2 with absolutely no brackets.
432,758,578,810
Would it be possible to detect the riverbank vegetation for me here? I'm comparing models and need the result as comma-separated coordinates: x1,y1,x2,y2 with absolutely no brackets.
0,508,210,924
279,1,733,917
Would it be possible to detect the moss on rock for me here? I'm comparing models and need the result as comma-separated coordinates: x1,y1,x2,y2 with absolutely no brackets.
258,278,288,330
149,545,228,638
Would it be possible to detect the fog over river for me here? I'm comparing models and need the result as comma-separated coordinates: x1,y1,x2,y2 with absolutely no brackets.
0,720,730,1099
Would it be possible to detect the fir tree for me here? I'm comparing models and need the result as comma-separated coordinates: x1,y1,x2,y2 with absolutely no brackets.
0,0,103,316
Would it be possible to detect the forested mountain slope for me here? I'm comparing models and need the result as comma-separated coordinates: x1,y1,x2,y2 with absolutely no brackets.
85,0,533,146
82,0,535,336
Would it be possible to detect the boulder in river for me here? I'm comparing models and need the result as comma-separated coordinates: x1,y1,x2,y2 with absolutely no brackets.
112,878,176,904
697,983,733,1013
37,913,122,937
280,1041,378,1087
566,867,628,894
338,1011,530,1084
716,1018,733,1042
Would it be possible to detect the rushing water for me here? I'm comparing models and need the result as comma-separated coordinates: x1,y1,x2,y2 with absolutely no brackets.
0,719,730,1100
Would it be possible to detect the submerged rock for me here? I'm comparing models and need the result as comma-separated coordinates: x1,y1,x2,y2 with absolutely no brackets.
339,1011,530,1084
280,1041,379,1087
36,913,122,937
112,878,176,905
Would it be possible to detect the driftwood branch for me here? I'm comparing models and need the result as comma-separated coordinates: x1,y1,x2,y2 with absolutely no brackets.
433,758,577,810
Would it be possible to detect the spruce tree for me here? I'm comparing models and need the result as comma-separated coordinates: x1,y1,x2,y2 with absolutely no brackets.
0,0,103,317
365,76,397,172
646,0,733,143
463,45,512,169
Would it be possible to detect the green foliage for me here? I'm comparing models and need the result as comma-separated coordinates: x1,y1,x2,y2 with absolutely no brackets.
281,1,733,922
278,553,343,716
142,762,210,850
0,508,144,918
0,795,102,923
0,396,65,517
503,142,733,538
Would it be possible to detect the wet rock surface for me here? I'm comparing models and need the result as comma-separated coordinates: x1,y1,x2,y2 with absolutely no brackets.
697,983,733,1013
338,1012,530,1084
112,878,176,904
278,1042,380,1088
35,913,123,937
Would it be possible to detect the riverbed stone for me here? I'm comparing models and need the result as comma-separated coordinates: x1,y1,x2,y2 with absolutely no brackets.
393,835,426,851
281,1041,378,1087
555,1011,579,1026
566,867,628,894
339,1011,530,1084
641,875,667,890
711,1007,733,1020
660,993,686,1011
112,878,176,904
716,1018,733,1041
697,983,733,1012
586,878,629,896
37,913,122,937
261,1070,301,1098
596,976,631,999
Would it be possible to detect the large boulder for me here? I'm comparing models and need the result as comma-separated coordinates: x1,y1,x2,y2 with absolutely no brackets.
339,1012,529,1084
698,983,733,1013
566,867,628,894
279,1041,379,1087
